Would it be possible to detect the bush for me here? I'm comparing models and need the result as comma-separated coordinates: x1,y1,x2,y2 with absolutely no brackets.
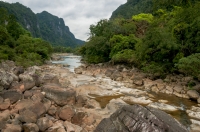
176,53,200,77
111,49,135,64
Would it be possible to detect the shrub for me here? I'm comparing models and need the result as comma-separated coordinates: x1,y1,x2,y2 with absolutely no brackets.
176,53,200,77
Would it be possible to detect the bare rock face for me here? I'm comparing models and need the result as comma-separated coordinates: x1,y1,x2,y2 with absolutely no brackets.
42,83,76,106
95,105,188,132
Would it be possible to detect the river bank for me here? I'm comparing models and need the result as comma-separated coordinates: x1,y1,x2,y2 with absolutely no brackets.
73,61,200,131
0,53,200,131
51,53,200,131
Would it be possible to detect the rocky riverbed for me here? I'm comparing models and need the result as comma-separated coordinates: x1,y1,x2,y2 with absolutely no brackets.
0,55,200,131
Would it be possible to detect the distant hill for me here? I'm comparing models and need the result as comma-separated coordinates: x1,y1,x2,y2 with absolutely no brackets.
110,0,199,20
110,0,153,19
0,1,85,47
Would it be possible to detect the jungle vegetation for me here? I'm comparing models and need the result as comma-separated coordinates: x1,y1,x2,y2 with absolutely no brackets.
0,8,52,67
79,0,200,78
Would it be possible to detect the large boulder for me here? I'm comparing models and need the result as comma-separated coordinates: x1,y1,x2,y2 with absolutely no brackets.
42,74,59,84
0,99,10,110
0,110,11,129
23,123,39,132
58,105,75,121
42,83,76,106
105,69,115,78
2,124,22,132
95,105,188,132
0,69,16,90
19,109,38,123
110,71,121,80
13,99,46,117
0,90,22,104
37,117,53,131
74,67,83,74
187,90,199,100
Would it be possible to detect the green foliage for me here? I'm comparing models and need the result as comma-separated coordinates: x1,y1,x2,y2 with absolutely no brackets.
109,34,139,58
0,8,52,67
83,36,110,63
176,53,200,77
142,62,166,75
53,46,74,53
111,49,135,63
111,0,153,19
132,13,154,23
79,0,200,78
80,18,138,64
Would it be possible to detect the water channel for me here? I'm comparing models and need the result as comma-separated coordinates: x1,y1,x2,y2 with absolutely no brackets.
52,55,198,130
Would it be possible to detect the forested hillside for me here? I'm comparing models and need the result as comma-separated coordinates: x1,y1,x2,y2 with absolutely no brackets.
110,0,199,19
79,0,200,78
0,8,52,67
0,1,84,47
111,0,153,19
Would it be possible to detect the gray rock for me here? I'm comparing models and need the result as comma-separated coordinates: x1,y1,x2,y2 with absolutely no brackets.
198,98,200,104
13,66,24,76
131,75,144,86
42,74,59,84
0,69,14,89
110,71,121,80
105,69,114,77
19,109,37,123
23,123,39,132
13,99,46,118
0,99,10,110
0,110,11,129
0,90,22,104
173,85,183,93
74,67,82,74
2,124,22,132
187,90,200,100
0,96,3,103
95,105,188,132
37,117,53,131
58,105,75,121
42,83,76,106
63,121,82,132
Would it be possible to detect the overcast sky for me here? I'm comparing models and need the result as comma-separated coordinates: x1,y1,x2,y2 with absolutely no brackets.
1,0,127,41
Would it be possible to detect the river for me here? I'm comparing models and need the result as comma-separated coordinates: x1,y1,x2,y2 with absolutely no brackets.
52,54,198,131
52,55,82,72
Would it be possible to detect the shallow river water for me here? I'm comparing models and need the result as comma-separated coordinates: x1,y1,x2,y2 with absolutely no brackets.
52,55,82,72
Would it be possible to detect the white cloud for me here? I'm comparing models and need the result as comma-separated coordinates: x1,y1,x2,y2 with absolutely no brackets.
1,0,127,40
